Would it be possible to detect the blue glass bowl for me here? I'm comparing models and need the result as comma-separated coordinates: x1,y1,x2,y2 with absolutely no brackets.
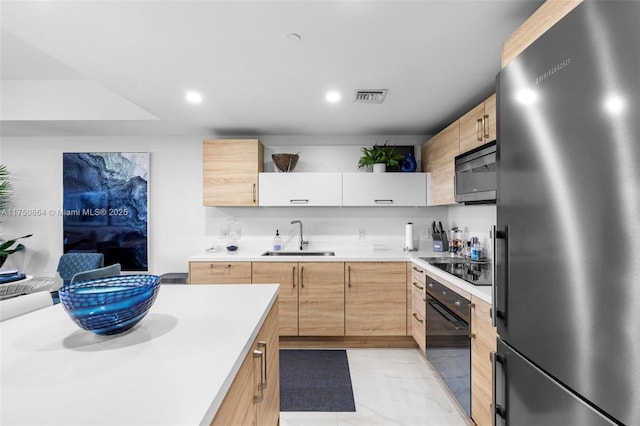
59,275,161,335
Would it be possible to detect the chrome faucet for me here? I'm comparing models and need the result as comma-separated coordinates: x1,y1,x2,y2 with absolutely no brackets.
291,220,309,250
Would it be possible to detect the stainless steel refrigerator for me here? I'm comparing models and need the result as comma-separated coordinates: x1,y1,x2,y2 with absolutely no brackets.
495,1,639,425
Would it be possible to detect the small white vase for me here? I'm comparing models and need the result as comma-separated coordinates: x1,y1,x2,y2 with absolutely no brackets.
372,163,386,173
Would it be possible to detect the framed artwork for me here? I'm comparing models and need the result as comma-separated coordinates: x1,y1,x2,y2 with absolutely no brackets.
62,152,149,271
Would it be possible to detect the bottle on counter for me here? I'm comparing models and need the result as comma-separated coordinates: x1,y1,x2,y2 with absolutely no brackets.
273,230,283,251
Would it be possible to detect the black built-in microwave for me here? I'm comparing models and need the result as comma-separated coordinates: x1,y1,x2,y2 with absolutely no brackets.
454,141,496,204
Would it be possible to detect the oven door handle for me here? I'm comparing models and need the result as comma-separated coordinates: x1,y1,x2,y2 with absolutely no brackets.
428,298,467,330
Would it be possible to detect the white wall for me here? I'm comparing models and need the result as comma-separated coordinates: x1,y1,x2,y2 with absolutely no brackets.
447,204,496,252
1,136,203,275
0,135,496,275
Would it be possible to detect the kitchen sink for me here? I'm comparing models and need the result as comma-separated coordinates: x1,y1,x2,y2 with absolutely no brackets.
261,251,335,256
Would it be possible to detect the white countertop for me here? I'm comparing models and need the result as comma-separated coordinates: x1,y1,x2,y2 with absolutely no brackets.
0,284,279,426
189,241,492,304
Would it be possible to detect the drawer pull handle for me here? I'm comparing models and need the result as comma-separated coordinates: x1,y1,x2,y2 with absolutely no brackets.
412,266,424,273
292,266,296,288
257,341,268,389
253,350,264,403
412,313,424,324
290,199,309,204
412,281,424,290
483,114,490,138
210,264,231,269
374,199,394,204
300,266,304,288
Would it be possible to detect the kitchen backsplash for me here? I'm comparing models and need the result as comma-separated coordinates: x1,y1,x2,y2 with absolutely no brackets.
205,204,496,254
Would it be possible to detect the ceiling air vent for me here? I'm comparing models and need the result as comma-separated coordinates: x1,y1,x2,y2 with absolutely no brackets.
353,89,388,104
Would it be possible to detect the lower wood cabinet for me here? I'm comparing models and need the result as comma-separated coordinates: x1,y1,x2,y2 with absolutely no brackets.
189,261,252,284
252,262,299,336
211,299,279,426
470,295,497,426
345,262,407,336
298,262,345,336
410,263,427,353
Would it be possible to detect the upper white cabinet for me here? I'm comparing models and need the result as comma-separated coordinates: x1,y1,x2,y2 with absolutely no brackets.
259,173,342,206
342,173,427,206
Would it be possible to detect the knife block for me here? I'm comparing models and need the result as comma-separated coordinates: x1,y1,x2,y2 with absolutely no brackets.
433,240,445,252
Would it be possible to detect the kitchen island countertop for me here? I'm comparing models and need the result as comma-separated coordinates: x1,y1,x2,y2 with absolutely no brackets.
0,284,278,426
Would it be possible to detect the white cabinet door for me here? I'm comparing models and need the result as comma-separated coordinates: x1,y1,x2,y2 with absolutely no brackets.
342,173,427,206
259,173,342,206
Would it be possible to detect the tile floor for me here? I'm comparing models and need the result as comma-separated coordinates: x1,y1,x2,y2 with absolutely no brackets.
280,348,470,426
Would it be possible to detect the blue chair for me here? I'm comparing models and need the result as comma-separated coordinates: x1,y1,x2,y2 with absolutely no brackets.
51,253,104,304
70,263,121,284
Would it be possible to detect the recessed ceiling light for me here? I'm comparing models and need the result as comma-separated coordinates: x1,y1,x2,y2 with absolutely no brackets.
186,91,202,104
326,91,341,103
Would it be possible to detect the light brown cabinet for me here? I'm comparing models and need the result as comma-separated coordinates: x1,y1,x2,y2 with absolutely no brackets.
344,262,407,336
459,94,496,154
410,264,427,354
502,0,583,67
298,262,345,336
252,262,299,336
203,139,264,206
422,120,460,206
470,296,497,426
188,261,252,284
210,299,279,426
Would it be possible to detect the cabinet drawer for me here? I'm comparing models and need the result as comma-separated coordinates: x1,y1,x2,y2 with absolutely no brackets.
411,264,426,287
411,311,426,354
189,262,252,284
411,285,426,319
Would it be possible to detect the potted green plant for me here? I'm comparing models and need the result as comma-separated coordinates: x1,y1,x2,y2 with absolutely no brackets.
0,164,10,210
0,234,32,268
0,165,33,268
357,143,404,173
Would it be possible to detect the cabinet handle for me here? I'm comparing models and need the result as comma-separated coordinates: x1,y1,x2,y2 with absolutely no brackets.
292,266,296,288
412,281,424,290
412,266,424,274
483,114,490,139
210,264,231,270
374,199,393,204
253,350,264,403
289,199,309,204
347,265,352,288
476,118,483,141
469,303,476,339
300,266,304,288
257,341,267,389
412,313,424,324
252,183,256,204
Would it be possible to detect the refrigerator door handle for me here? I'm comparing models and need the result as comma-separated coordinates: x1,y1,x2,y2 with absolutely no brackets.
492,351,507,425
494,226,508,324
491,225,497,326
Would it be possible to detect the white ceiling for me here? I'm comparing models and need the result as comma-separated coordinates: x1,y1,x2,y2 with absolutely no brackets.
0,0,543,139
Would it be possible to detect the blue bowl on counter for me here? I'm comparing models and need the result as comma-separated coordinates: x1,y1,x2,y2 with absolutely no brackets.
59,275,161,335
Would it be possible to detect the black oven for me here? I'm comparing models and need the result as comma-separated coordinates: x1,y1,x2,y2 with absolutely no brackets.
425,275,471,416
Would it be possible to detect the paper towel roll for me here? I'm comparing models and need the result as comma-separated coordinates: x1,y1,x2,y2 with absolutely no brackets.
405,222,414,250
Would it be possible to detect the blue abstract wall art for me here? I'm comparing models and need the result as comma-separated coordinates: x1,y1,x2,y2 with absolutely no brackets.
63,152,149,271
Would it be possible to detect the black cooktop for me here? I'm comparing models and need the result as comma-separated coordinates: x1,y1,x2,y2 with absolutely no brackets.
420,257,492,286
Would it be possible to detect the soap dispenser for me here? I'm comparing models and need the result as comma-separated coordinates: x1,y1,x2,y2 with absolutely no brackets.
273,230,283,251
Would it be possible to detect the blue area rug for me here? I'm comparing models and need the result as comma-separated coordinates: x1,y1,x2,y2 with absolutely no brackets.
280,349,356,412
